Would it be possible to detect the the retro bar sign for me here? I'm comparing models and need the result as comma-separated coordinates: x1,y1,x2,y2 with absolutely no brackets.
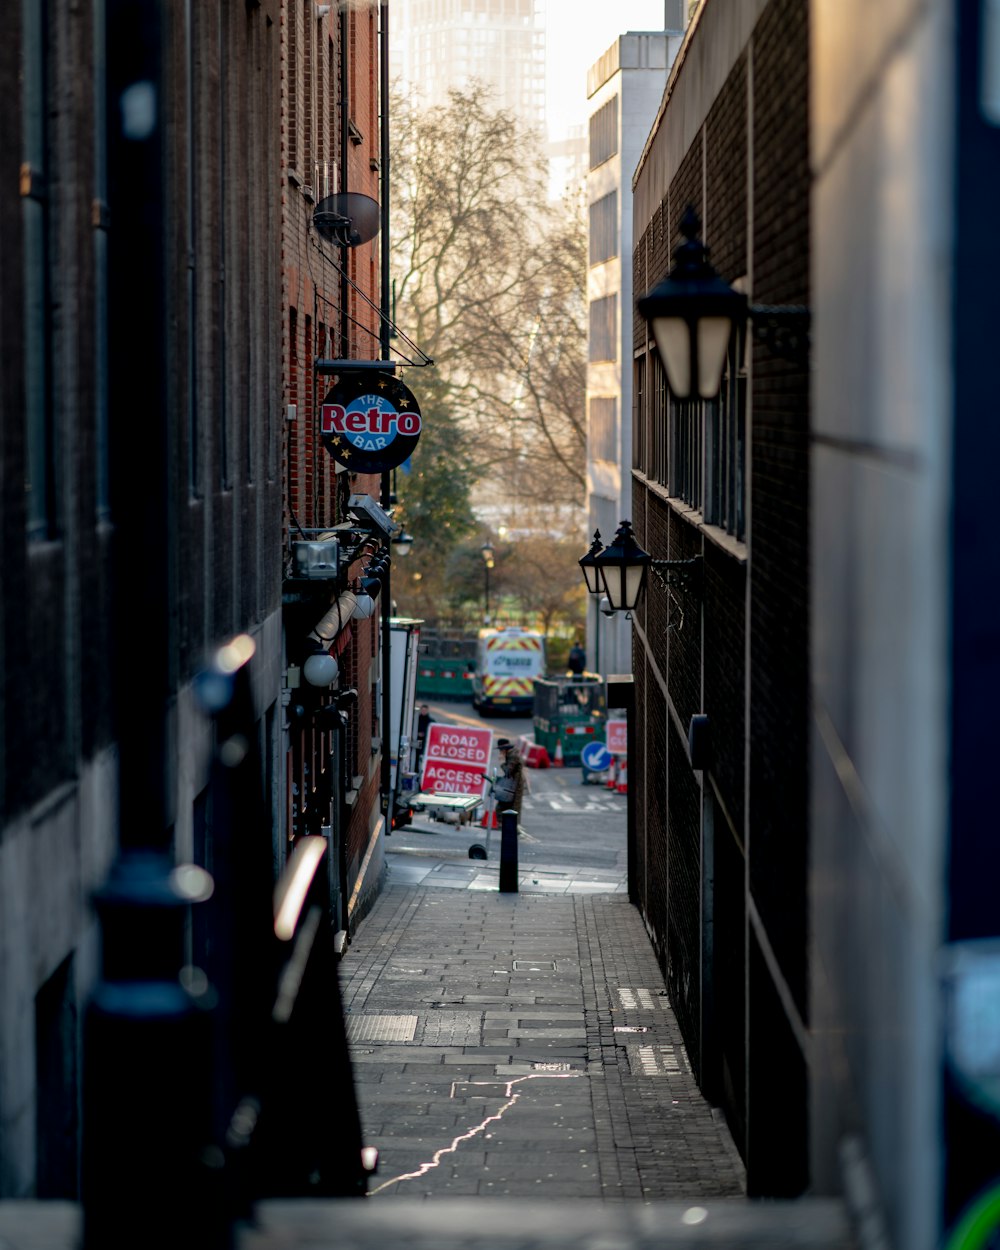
320,371,422,473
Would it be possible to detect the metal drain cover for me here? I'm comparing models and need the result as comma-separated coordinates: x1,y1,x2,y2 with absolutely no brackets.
512,960,557,972
627,1044,688,1076
347,1014,418,1043
617,988,658,1010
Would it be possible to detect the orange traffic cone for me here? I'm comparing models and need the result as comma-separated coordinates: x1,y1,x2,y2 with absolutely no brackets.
606,757,617,789
552,738,564,767
480,803,499,829
616,758,628,794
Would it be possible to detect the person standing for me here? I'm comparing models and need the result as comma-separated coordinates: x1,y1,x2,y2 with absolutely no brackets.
415,704,433,768
567,641,586,675
495,737,527,834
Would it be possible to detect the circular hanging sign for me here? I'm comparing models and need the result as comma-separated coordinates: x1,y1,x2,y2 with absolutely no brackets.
320,371,422,473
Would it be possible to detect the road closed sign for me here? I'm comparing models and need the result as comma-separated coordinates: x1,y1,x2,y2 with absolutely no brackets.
420,724,493,796
606,719,628,755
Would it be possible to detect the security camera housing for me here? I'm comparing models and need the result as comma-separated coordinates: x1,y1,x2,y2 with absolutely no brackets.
348,493,401,542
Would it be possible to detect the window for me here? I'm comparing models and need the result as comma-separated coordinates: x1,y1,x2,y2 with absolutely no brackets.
22,0,55,540
633,357,645,471
94,0,110,518
704,330,746,540
288,1,299,173
589,191,618,267
588,397,617,463
589,95,618,170
637,324,745,539
588,295,617,363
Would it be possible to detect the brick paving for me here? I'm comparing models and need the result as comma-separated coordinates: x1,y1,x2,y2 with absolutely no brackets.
0,842,858,1248
340,883,745,1202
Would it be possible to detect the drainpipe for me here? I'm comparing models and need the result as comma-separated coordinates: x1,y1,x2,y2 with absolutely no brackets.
82,2,215,1243
379,1,392,825
339,6,350,354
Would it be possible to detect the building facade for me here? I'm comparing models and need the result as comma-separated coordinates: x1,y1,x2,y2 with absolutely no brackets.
630,0,1000,1245
0,0,393,1202
631,0,811,1200
391,0,546,135
280,1,390,938
584,28,683,680
0,0,285,1198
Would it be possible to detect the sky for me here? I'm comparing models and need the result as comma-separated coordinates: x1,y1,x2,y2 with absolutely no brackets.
544,0,674,139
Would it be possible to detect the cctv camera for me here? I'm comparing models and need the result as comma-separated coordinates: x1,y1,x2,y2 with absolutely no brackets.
600,596,616,619
348,494,401,542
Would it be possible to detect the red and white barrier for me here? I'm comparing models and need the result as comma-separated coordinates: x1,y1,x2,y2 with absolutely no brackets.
522,741,550,768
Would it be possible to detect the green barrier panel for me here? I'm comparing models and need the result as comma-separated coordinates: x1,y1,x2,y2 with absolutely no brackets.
415,658,476,701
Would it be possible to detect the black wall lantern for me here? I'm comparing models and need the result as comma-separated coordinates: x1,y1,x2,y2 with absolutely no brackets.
578,530,605,596
580,520,702,615
637,205,809,400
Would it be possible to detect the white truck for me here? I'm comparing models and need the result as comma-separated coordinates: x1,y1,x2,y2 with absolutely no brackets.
471,626,546,716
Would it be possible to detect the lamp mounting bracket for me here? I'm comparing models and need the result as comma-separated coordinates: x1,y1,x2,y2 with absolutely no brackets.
650,555,703,593
748,305,811,364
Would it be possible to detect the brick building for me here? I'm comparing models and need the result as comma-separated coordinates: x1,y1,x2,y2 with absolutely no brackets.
280,2,390,937
0,0,393,1201
630,1,1000,1244
630,0,811,1199
0,0,286,1198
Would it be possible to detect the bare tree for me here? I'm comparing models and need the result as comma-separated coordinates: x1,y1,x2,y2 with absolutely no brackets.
391,84,586,504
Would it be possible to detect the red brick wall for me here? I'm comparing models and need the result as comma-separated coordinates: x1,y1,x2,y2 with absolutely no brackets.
281,3,386,903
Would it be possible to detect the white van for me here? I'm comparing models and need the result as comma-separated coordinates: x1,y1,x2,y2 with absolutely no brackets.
471,627,546,716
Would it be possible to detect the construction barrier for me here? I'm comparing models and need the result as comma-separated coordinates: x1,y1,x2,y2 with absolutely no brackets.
522,742,550,768
616,758,628,794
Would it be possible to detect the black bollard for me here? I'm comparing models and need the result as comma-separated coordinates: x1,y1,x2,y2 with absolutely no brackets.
499,808,518,892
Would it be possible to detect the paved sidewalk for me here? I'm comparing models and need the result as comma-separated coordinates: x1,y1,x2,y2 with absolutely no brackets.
0,843,859,1248
341,881,744,1201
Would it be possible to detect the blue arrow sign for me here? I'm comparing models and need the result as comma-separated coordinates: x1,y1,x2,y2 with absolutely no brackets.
581,740,612,772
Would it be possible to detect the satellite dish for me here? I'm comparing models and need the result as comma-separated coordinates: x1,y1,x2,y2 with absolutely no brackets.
313,192,381,246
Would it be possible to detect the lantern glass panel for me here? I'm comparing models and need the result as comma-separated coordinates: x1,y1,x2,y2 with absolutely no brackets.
624,562,646,609
697,316,732,398
581,561,602,595
651,316,691,399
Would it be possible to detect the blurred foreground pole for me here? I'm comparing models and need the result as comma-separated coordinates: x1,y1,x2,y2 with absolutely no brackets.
81,2,218,1244
499,808,518,893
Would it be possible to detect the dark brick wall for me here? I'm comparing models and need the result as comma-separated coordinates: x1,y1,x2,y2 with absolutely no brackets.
713,804,746,1152
632,650,647,911
630,0,810,1194
0,3,284,823
665,507,702,728
705,54,748,282
747,0,811,1019
702,550,746,839
646,672,668,973
666,725,701,1052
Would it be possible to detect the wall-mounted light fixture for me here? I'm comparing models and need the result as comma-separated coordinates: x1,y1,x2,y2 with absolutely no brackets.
637,205,810,401
302,642,339,688
579,520,702,614
579,530,605,595
391,532,414,558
